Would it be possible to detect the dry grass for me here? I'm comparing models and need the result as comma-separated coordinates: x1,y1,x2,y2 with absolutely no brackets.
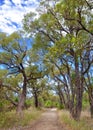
0,107,42,130
59,110,93,130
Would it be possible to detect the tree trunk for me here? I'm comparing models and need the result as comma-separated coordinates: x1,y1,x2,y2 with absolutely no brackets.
57,83,66,108
34,91,38,108
17,91,26,114
84,72,93,118
89,94,93,118
17,73,27,114
71,55,83,120
90,102,93,118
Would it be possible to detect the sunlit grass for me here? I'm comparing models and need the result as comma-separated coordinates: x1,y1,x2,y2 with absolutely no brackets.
0,107,42,129
59,110,93,130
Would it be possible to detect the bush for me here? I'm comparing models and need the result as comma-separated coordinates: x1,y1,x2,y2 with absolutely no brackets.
44,100,53,108
0,107,42,129
59,110,93,130
0,101,3,111
25,99,32,108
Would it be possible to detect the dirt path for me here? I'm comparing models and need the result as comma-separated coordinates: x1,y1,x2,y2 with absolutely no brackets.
26,108,65,130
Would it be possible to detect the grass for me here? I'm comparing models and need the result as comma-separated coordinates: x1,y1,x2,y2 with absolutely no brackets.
0,107,42,130
59,110,93,130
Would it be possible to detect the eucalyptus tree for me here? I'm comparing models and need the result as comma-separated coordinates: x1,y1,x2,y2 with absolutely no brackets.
0,69,8,111
84,68,93,118
0,32,43,113
28,78,48,108
0,69,19,110
1,74,22,107
23,0,93,120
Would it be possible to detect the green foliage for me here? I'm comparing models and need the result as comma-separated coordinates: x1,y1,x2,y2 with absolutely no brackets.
82,93,89,110
0,101,3,111
0,100,12,112
0,0,93,122
59,110,93,130
0,108,42,129
25,99,32,108
44,100,53,108
14,97,18,103
58,104,65,110
0,32,27,69
44,100,60,108
38,97,44,107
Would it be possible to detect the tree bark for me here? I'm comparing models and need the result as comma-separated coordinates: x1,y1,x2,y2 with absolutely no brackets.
90,102,93,118
85,73,93,118
89,92,93,118
71,54,83,120
17,71,27,114
57,83,66,108
17,90,26,114
34,91,38,108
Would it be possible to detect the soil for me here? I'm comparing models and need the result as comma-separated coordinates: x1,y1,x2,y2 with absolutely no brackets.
24,108,66,130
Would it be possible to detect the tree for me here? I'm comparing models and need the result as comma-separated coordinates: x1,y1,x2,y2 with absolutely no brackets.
84,70,93,118
28,78,45,108
23,0,93,120
2,74,22,107
0,69,8,111
0,32,43,114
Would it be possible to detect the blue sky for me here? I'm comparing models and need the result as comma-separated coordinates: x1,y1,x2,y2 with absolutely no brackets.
0,0,39,34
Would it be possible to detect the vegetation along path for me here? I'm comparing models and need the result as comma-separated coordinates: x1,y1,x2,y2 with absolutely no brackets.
26,108,65,130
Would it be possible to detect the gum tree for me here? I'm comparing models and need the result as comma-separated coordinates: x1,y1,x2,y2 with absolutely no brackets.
23,0,93,120
0,32,43,114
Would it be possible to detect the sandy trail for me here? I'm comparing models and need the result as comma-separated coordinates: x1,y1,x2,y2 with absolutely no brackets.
27,108,64,130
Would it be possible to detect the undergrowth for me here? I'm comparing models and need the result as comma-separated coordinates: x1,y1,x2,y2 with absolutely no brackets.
0,107,42,129
59,110,93,130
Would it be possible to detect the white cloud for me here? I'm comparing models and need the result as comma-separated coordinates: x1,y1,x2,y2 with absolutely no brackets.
0,0,39,34
4,0,12,6
12,0,22,5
